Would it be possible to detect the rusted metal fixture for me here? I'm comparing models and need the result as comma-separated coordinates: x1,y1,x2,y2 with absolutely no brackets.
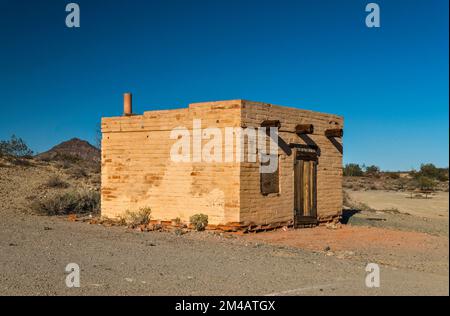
123,92,132,116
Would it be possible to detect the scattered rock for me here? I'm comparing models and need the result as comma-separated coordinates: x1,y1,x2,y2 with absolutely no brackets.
324,246,331,252
43,226,52,231
174,228,185,236
325,222,341,229
148,223,163,231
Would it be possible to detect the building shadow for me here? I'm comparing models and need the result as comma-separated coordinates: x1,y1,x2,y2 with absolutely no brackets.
327,136,343,155
268,133,292,156
340,209,360,224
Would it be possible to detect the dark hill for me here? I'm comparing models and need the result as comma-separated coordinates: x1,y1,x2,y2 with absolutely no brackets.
37,138,100,162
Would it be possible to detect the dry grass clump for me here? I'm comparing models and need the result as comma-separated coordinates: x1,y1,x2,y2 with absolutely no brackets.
31,189,100,216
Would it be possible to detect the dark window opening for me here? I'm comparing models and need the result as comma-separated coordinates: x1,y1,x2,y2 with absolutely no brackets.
260,154,280,195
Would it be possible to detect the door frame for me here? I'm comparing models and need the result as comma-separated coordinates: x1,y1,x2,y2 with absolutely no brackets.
294,146,318,227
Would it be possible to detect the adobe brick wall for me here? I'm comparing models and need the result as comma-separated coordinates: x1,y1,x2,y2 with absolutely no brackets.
101,100,242,225
101,99,343,226
240,101,344,224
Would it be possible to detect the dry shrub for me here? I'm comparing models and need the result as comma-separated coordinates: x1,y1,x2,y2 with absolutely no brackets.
190,213,208,231
121,207,152,226
68,166,88,179
31,189,100,216
55,160,72,169
46,175,70,188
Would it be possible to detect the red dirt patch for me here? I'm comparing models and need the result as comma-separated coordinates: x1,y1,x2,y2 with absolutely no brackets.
244,225,440,252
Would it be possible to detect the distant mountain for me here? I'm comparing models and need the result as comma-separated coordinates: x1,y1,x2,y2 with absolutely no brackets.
37,138,100,162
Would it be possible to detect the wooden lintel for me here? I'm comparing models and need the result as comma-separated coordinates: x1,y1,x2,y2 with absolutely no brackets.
260,120,281,129
295,124,314,135
325,128,343,138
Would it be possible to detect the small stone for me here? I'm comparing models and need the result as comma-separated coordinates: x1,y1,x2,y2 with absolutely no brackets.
324,246,331,252
174,228,184,236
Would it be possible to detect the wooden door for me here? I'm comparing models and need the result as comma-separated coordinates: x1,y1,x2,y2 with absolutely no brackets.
294,155,318,227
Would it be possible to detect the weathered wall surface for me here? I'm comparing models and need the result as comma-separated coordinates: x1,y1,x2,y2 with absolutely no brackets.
240,101,344,224
101,99,343,226
101,100,242,225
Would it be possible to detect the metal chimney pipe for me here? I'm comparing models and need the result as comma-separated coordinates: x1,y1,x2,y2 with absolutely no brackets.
123,93,132,116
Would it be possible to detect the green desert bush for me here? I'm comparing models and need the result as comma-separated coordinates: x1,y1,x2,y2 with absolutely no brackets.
343,163,364,177
31,190,100,216
416,164,449,182
190,213,208,231
0,135,33,157
415,176,436,191
365,165,380,177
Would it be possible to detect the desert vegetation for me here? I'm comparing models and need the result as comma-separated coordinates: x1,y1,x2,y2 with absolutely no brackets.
0,136,101,216
343,162,448,193
0,135,33,158
120,207,152,227
31,190,100,216
190,213,209,231
0,135,34,167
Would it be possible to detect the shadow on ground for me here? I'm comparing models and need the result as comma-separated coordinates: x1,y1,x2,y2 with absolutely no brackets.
340,209,361,224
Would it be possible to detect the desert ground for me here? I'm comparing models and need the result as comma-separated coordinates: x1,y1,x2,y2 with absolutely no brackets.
0,152,448,295
346,190,449,219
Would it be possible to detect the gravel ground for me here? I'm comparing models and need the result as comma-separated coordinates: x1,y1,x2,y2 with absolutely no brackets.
1,163,448,296
0,209,448,296
346,209,449,237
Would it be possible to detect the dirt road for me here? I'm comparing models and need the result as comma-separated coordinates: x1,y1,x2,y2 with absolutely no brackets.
0,208,448,296
0,164,447,295
346,190,449,219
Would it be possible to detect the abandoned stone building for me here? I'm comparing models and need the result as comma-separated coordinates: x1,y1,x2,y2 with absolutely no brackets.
101,94,344,228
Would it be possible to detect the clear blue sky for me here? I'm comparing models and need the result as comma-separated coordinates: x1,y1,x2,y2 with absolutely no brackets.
0,0,448,171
